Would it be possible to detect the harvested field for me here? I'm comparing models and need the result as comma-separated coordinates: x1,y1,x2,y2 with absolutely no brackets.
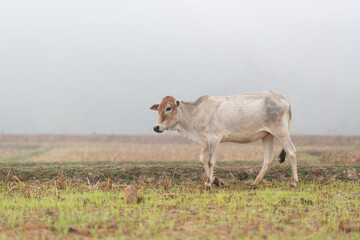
1,134,360,239
320,148,360,164
1,134,356,166
1,134,360,146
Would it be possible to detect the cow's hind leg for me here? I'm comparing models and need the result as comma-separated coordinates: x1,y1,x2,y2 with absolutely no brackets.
205,141,220,188
276,134,298,187
251,134,275,188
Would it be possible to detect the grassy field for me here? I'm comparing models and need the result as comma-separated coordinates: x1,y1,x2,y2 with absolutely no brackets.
1,135,360,239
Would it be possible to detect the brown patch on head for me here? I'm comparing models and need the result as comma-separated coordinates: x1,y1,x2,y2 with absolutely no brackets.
158,96,176,113
157,96,179,125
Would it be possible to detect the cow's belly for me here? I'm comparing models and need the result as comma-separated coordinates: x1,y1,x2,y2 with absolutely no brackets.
221,130,268,144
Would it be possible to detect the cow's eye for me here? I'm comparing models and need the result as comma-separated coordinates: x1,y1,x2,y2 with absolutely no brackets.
166,107,172,112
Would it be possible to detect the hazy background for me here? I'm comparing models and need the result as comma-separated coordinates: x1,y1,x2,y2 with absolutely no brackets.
0,0,359,135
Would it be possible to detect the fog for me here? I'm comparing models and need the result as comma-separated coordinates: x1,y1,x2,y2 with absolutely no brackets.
0,0,359,135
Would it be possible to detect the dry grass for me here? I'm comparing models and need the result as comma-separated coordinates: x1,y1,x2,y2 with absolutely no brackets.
0,147,33,158
0,142,335,164
1,134,360,146
10,143,269,163
320,148,360,164
0,135,348,163
1,134,357,165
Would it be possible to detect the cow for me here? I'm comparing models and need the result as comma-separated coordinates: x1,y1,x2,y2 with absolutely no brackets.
150,90,298,189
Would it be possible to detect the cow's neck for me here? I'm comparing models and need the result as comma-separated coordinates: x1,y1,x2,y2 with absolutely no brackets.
175,102,206,147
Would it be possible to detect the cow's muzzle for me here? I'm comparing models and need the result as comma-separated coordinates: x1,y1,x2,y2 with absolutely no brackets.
153,125,162,133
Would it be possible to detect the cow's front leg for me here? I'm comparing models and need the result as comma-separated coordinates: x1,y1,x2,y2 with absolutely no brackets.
199,147,210,179
206,141,220,188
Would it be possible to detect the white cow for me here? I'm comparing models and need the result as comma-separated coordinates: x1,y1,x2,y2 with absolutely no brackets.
150,90,298,188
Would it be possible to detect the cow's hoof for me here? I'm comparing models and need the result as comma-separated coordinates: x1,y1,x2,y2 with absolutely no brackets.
249,185,257,190
213,177,220,187
290,182,297,188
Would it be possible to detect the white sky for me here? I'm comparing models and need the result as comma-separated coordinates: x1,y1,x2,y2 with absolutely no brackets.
0,0,359,135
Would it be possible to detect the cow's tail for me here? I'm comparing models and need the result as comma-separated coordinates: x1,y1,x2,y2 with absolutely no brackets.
279,149,286,163
279,104,292,164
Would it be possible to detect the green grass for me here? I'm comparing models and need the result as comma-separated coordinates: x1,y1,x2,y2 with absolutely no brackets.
1,143,360,239
1,180,360,239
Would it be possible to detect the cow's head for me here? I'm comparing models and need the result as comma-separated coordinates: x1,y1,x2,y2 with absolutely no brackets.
150,96,180,133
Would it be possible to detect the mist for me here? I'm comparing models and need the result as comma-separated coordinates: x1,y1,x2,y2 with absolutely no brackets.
0,0,359,135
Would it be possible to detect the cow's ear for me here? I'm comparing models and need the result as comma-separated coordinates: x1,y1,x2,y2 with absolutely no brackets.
174,100,180,107
150,104,159,111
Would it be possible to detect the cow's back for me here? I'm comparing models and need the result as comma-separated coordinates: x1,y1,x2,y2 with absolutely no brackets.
196,91,290,143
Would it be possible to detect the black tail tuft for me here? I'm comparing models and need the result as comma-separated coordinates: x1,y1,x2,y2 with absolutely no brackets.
279,149,286,163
